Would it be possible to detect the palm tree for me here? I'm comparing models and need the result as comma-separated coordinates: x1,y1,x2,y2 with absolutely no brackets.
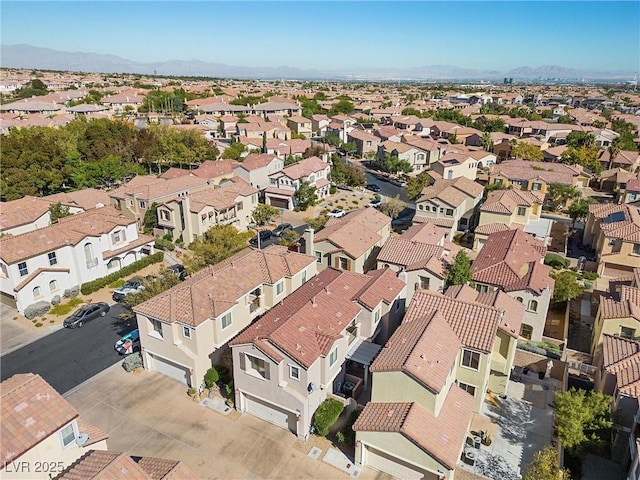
608,138,622,170
480,132,494,152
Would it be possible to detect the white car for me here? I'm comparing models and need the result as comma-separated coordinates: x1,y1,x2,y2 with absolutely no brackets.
327,209,346,218
367,198,382,208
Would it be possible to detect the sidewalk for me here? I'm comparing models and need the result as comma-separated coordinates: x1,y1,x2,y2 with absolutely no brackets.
1,304,63,354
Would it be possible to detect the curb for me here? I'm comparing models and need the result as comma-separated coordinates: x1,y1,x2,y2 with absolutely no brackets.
63,361,122,396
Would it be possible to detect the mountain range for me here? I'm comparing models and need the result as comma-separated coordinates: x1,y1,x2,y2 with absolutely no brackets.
1,44,634,81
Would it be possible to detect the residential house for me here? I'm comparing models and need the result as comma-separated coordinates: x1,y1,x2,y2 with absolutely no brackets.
593,128,620,148
374,125,404,143
376,222,460,301
622,176,640,204
156,177,259,245
236,122,289,140
100,90,146,114
354,286,523,479
264,156,331,210
583,203,640,277
229,267,406,439
591,284,640,357
598,150,640,173
430,152,479,181
192,159,238,184
347,129,381,157
286,116,313,138
55,450,199,480
306,208,391,274
1,373,108,480
311,114,330,136
414,177,485,237
133,245,317,388
0,207,154,314
0,196,53,236
377,140,431,173
472,228,554,342
326,117,357,142
252,101,301,117
402,135,443,169
475,189,546,250
233,153,284,190
599,168,637,195
44,188,111,213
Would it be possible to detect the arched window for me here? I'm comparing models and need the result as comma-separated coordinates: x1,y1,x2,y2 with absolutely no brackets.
33,286,42,299
528,300,539,312
516,297,524,303
49,280,58,292
520,324,533,340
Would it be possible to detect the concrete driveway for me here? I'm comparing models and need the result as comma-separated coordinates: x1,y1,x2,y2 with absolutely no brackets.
65,365,386,480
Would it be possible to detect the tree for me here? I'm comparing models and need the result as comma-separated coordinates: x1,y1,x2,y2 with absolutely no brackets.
549,271,584,304
277,229,301,247
523,446,570,480
547,183,581,212
567,198,594,227
560,146,601,174
379,153,412,174
184,225,251,272
49,202,71,223
346,163,366,187
222,142,247,161
293,181,318,211
252,203,280,226
511,141,543,161
123,270,181,308
143,202,159,234
608,138,622,169
406,171,431,200
480,132,494,152
553,387,613,454
445,251,472,288
566,131,595,148
380,195,405,219
304,214,328,232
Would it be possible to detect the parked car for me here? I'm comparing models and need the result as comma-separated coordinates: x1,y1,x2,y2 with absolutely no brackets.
327,209,346,218
249,230,272,246
112,277,145,302
63,302,110,328
366,183,381,192
115,329,141,355
367,198,382,208
335,184,353,191
389,178,407,187
167,264,186,280
272,223,293,237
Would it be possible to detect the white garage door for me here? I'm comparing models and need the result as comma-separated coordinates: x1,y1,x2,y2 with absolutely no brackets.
150,354,191,386
245,395,296,432
365,446,437,480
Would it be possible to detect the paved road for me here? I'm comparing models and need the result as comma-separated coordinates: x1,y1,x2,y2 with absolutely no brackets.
364,170,412,205
0,304,136,394
255,224,308,249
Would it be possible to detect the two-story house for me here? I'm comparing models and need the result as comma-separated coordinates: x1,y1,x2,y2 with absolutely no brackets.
232,153,284,191
156,177,259,245
402,135,443,169
354,286,523,480
0,196,53,236
311,114,330,136
475,189,546,250
430,152,479,181
414,177,485,238
622,176,640,205
583,203,640,278
305,208,391,274
0,207,154,314
264,156,331,210
347,129,381,157
1,373,108,480
229,267,406,440
591,284,640,357
133,246,316,389
472,228,554,342
377,141,431,173
286,116,313,138
376,222,460,302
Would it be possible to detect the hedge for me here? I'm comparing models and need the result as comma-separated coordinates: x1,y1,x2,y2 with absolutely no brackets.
155,238,175,251
313,398,344,436
544,253,570,269
81,252,163,295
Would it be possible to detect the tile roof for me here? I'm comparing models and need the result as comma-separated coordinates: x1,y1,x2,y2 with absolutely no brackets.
185,179,257,213
0,207,135,264
474,222,511,235
401,222,447,245
602,334,640,398
472,228,554,295
353,385,474,469
236,153,281,171
134,246,315,326
591,204,640,242
480,189,544,214
191,160,237,180
377,238,457,278
1,373,78,464
371,312,461,393
0,196,51,231
231,268,404,368
44,189,112,211
489,159,589,185
315,208,389,259
417,177,484,208
276,156,328,180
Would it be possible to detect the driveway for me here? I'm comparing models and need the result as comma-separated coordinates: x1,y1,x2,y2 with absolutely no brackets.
65,365,386,480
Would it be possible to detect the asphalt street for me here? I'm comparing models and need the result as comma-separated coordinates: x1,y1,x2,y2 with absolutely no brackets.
255,224,308,249
364,170,412,205
0,303,136,394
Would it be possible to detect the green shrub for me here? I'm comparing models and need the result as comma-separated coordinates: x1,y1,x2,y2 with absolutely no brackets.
49,297,84,316
123,352,143,372
109,278,125,289
544,253,570,269
336,431,345,444
313,398,344,436
204,367,219,389
24,301,51,320
329,186,337,194
81,252,163,295
34,322,43,327
215,365,230,383
225,382,234,397
339,409,361,446
582,271,598,281
155,238,175,251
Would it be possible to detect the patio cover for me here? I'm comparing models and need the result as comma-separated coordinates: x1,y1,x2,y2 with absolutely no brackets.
346,339,382,366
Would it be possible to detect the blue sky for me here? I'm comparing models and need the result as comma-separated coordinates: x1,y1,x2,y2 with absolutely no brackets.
2,1,638,72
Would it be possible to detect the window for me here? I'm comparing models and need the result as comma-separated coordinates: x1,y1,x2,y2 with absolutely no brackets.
528,300,539,312
458,382,477,397
289,365,300,380
339,257,349,270
532,182,542,191
48,252,57,266
159,209,170,221
634,244,640,255
49,280,58,292
520,324,533,340
18,262,28,277
248,355,269,379
221,312,232,329
84,243,96,267
60,423,75,447
302,270,307,284
374,309,380,324
476,284,489,293
33,286,42,299
329,347,338,366
315,251,322,263
139,200,147,209
516,296,524,303
446,208,454,216
418,204,424,210
609,238,616,246
419,276,430,290
276,281,284,295
461,349,480,370
517,207,526,216
0,263,7,278
182,326,191,338
439,207,444,214
112,230,126,243
151,319,163,338
621,326,636,339
495,178,503,186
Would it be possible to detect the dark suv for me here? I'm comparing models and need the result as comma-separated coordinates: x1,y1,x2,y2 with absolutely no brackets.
249,230,272,246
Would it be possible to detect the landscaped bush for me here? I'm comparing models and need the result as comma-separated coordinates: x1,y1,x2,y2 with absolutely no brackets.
215,365,230,383
81,252,163,295
313,398,345,436
517,340,561,360
24,301,51,320
63,286,80,298
49,297,84,316
155,238,175,251
339,409,361,446
329,186,337,194
544,253,570,269
109,278,125,289
582,271,598,281
204,367,219,389
123,352,143,372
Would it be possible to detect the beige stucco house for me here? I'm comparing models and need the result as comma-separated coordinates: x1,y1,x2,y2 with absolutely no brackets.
430,152,479,181
232,153,284,191
133,246,317,389
264,156,331,210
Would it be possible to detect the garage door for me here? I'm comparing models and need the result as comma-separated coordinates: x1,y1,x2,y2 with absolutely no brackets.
365,446,437,480
149,354,191,386
0,292,17,309
245,395,297,433
269,198,289,209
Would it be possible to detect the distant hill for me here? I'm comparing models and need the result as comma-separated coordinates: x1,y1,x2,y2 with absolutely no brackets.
1,44,634,81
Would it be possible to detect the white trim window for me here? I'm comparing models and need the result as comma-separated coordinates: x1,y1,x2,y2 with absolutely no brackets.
182,326,191,338
289,365,300,381
458,382,477,397
18,261,28,277
461,349,480,370
221,312,232,330
528,299,539,312
247,354,269,380
59,423,75,448
329,347,338,366
276,281,284,296
48,252,58,266
150,319,163,339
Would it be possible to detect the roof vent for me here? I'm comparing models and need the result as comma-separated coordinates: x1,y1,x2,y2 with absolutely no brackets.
76,432,89,446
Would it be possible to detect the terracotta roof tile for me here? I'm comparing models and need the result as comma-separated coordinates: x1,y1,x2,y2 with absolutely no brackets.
602,334,640,398
481,189,544,214
0,196,53,231
315,208,389,259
